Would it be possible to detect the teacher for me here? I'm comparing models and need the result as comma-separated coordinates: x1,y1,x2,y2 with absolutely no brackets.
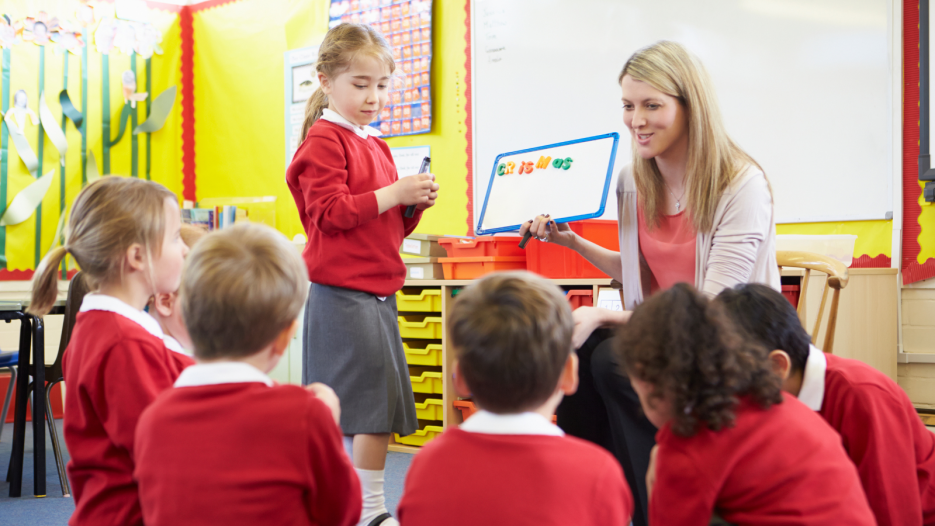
520,41,780,526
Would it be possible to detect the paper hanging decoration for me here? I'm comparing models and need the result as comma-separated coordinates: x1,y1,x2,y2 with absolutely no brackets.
0,15,16,48
134,85,175,134
0,169,55,226
121,70,147,108
38,91,68,166
86,151,100,184
59,89,84,131
22,12,60,47
2,108,39,177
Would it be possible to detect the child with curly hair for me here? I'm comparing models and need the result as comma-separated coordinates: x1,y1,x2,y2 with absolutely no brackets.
616,283,875,525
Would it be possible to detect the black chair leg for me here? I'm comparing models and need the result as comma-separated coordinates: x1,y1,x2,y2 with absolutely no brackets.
0,365,16,444
45,381,69,497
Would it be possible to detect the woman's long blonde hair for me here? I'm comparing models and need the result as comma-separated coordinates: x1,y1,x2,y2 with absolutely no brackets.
620,41,764,233
300,23,395,141
28,176,176,316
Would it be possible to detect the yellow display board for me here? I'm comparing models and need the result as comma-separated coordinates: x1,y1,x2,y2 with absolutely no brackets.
0,0,182,273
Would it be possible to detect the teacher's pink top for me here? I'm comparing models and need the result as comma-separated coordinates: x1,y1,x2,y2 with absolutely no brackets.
637,206,696,293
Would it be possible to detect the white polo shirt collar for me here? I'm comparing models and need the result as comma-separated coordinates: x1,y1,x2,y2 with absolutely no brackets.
174,361,273,388
320,108,381,140
460,409,564,436
79,294,191,357
797,344,827,411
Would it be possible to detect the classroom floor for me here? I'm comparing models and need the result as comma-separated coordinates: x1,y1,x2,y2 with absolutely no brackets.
0,419,414,525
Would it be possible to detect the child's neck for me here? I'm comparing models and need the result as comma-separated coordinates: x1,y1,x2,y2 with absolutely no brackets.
98,276,155,311
197,347,276,375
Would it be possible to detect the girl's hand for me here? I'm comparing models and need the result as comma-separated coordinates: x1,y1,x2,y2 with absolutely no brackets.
306,382,341,426
416,176,439,210
394,173,439,207
518,215,576,248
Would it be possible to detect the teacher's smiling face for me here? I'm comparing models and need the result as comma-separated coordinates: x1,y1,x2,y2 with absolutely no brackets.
620,74,688,161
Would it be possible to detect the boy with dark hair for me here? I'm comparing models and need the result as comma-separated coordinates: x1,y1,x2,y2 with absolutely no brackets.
716,283,935,526
397,272,632,525
134,223,361,526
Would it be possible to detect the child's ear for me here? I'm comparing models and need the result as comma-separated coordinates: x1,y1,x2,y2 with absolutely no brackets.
559,352,579,396
153,293,175,317
125,243,146,272
452,361,472,398
768,350,793,380
318,73,332,95
271,319,298,358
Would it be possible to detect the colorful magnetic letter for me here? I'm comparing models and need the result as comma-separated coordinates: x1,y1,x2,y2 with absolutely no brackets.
497,163,506,176
506,161,515,174
536,156,551,169
552,157,564,168
562,157,573,170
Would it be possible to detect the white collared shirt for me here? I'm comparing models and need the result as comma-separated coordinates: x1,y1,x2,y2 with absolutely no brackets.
162,335,191,356
320,108,382,140
80,294,188,356
797,344,827,411
174,361,273,388
460,409,564,436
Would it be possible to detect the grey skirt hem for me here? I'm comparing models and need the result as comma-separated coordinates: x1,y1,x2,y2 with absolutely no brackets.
302,282,418,436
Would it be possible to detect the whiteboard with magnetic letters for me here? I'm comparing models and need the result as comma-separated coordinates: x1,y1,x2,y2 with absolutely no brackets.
476,133,619,235
471,0,896,224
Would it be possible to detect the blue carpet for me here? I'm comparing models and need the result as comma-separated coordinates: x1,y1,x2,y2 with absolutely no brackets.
0,418,414,524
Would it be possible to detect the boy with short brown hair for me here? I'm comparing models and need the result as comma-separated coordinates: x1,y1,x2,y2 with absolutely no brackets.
398,272,632,525
134,223,361,526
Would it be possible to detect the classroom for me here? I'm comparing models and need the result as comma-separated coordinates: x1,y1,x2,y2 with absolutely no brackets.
0,0,933,524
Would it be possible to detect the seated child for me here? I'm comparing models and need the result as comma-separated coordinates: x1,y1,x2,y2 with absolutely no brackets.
715,283,935,526
397,272,633,525
147,223,208,354
28,176,195,526
134,223,361,526
619,283,875,526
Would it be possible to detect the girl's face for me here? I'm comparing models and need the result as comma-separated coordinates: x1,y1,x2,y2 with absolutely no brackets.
151,198,188,295
620,75,688,161
321,54,391,127
629,375,675,429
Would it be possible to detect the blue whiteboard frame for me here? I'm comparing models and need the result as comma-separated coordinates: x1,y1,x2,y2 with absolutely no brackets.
475,132,619,236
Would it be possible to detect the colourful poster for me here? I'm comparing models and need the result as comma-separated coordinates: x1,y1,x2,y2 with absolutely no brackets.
328,0,433,138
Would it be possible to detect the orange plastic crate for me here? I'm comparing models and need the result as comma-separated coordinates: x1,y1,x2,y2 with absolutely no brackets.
437,237,525,258
566,290,594,310
526,219,619,278
439,257,527,280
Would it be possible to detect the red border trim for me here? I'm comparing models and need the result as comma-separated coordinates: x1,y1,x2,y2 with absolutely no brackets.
0,269,78,282
851,254,892,268
464,0,474,236
902,1,935,283
180,6,196,202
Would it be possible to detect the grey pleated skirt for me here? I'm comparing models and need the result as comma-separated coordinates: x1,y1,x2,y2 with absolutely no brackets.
302,282,418,436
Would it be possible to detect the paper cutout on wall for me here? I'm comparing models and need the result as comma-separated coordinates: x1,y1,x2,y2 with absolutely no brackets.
50,25,84,55
0,15,17,48
59,89,83,130
107,104,133,147
121,70,147,108
10,89,39,130
95,18,161,58
38,91,67,165
134,85,175,134
86,151,100,183
49,204,67,253
0,169,55,226
2,111,39,176
22,13,60,47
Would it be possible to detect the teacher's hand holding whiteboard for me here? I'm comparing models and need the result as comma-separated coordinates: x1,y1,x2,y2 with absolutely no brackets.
475,133,619,240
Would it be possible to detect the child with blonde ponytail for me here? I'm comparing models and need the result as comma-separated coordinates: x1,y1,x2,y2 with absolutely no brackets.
286,22,439,526
29,176,193,526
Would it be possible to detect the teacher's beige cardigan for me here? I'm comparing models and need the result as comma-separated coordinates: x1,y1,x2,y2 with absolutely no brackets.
616,164,781,310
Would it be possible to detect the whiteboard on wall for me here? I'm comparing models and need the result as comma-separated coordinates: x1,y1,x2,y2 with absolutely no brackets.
471,0,896,225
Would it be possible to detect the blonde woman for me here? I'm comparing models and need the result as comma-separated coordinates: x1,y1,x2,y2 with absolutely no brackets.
520,41,779,526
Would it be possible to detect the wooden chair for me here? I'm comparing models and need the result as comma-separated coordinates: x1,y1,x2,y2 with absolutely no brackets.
776,251,850,354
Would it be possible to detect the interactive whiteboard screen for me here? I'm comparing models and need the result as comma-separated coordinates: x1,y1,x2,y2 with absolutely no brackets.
476,133,619,235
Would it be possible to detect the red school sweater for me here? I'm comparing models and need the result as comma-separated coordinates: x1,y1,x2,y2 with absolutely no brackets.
62,310,194,526
650,393,875,526
397,429,633,525
135,382,361,526
286,119,422,297
820,353,935,526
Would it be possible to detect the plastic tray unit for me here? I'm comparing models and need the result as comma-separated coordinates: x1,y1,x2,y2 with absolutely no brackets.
438,256,527,280
437,237,525,257
398,315,444,339
526,219,619,278
410,371,444,394
404,342,443,366
396,288,443,312
395,425,444,447
414,398,444,420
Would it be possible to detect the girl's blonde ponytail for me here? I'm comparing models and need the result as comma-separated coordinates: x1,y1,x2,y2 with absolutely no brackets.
300,88,328,143
27,245,69,316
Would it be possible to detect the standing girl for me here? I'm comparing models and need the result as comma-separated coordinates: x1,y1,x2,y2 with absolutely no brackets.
28,176,193,526
286,23,439,526
520,41,779,526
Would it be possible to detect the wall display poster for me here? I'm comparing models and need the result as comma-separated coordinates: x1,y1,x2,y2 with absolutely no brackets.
328,0,433,138
283,46,320,165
